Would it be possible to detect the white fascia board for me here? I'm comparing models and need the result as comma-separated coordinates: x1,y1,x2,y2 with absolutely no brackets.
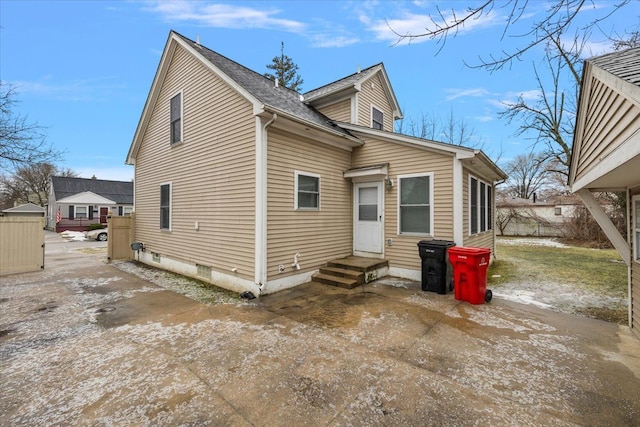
340,123,471,156
263,105,362,146
571,130,640,192
126,33,177,165
127,32,265,164
591,65,640,109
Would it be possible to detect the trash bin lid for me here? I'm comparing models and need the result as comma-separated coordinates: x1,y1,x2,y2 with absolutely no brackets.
417,239,456,248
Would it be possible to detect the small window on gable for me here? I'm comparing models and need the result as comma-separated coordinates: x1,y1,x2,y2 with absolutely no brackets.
170,93,182,145
372,106,383,130
295,171,320,210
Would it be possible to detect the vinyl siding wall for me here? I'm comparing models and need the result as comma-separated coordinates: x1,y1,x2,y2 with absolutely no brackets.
266,127,353,280
632,187,640,336
352,136,454,272
462,168,496,255
317,98,352,123
575,76,640,181
134,45,256,281
357,73,394,131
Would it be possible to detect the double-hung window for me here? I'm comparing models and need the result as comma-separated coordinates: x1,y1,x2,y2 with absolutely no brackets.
398,173,432,235
75,206,88,219
470,176,492,234
160,183,171,230
170,92,182,145
295,171,320,210
372,106,384,130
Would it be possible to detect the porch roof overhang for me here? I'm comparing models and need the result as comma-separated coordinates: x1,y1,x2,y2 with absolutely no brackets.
343,163,389,182
570,130,640,192
56,191,116,205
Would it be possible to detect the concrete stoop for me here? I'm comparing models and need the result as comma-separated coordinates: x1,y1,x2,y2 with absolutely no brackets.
312,256,389,289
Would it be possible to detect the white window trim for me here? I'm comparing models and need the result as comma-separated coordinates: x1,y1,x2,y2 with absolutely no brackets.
294,171,321,211
468,175,493,235
397,172,434,236
75,205,89,219
170,90,184,146
633,195,640,263
123,206,133,216
371,104,384,130
160,182,172,231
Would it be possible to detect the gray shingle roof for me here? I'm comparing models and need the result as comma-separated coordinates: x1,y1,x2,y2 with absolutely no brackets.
589,46,640,87
303,64,381,100
51,176,133,204
174,32,352,137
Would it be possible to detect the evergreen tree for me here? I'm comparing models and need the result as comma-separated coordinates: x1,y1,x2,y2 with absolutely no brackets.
264,42,304,91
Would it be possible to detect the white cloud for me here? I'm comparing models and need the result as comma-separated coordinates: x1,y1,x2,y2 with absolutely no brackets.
444,87,490,101
8,77,124,102
474,114,495,123
364,7,503,45
311,35,360,48
488,89,541,108
144,1,305,32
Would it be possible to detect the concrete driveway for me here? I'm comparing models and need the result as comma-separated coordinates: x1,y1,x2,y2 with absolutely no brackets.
1,232,639,426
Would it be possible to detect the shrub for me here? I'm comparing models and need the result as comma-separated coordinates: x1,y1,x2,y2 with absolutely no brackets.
88,223,106,230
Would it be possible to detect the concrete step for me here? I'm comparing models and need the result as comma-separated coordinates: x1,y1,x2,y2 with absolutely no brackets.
327,258,388,273
311,273,360,289
318,266,364,283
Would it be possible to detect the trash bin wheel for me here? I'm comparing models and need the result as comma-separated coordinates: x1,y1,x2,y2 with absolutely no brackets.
485,289,493,303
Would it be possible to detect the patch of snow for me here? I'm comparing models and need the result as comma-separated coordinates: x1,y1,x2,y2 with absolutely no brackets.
498,237,568,248
60,231,88,241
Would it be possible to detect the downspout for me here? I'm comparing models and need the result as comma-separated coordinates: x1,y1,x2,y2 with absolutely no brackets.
255,113,277,294
627,187,632,329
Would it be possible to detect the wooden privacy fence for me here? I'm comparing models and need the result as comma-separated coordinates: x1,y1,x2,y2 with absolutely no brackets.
107,214,134,262
0,216,45,275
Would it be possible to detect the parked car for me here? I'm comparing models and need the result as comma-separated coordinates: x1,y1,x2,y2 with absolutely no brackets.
85,228,108,241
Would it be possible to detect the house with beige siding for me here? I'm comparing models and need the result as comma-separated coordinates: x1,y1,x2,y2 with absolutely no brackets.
126,31,506,296
568,47,640,338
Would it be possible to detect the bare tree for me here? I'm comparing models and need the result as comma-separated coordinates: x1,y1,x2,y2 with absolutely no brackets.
0,163,76,209
502,152,551,199
389,0,629,71
500,30,584,178
264,42,304,91
1,83,61,170
395,109,482,148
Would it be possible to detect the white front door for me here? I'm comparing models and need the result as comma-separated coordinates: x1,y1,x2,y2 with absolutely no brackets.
354,182,383,254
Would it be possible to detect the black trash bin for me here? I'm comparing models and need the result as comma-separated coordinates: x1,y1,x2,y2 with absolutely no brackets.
417,240,456,294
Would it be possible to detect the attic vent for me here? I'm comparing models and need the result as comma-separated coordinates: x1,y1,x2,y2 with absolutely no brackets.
275,79,279,88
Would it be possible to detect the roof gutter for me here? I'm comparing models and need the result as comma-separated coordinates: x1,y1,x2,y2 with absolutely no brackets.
261,105,363,146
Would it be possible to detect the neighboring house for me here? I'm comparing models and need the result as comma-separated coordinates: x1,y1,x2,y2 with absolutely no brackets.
48,176,134,232
2,203,46,217
568,46,640,337
496,195,582,237
126,31,507,296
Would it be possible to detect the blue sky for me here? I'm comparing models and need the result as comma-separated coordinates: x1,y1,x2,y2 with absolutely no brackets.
1,0,637,181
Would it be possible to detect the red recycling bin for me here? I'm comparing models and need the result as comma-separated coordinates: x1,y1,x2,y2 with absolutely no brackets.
448,247,492,304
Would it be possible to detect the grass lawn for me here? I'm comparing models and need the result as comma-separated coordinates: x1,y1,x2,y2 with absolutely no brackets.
488,237,628,324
